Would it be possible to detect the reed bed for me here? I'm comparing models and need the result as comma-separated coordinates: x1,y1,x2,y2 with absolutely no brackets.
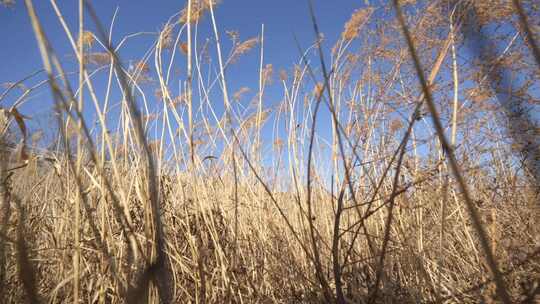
0,0,539,303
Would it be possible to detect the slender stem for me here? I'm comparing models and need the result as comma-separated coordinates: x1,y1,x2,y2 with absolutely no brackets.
450,15,459,147
392,1,511,303
187,0,194,167
255,24,264,161
73,1,83,302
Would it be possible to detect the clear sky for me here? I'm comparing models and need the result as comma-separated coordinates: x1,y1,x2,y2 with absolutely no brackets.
1,1,538,183
0,0,370,146
0,0,366,90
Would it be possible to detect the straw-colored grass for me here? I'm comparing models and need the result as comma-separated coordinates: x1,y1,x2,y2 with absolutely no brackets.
0,0,539,303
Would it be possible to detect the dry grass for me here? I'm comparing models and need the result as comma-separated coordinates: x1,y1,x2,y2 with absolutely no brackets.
0,0,539,303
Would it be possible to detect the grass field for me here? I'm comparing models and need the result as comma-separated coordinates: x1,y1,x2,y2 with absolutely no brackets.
0,0,539,303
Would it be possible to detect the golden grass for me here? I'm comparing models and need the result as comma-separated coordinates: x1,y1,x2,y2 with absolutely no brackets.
0,0,539,303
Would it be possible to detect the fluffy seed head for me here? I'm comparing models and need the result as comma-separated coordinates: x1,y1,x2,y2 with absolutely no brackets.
233,87,250,102
79,31,95,48
341,7,373,41
230,37,258,63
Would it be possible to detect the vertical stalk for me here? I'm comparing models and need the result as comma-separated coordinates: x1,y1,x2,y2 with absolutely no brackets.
187,0,194,167
450,16,459,147
208,1,232,123
255,24,264,162
440,11,459,297
74,1,83,302
392,1,511,302
207,1,233,289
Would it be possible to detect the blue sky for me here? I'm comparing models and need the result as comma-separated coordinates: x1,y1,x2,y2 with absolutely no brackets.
0,1,365,87
0,0,378,180
1,1,538,184
0,1,369,149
